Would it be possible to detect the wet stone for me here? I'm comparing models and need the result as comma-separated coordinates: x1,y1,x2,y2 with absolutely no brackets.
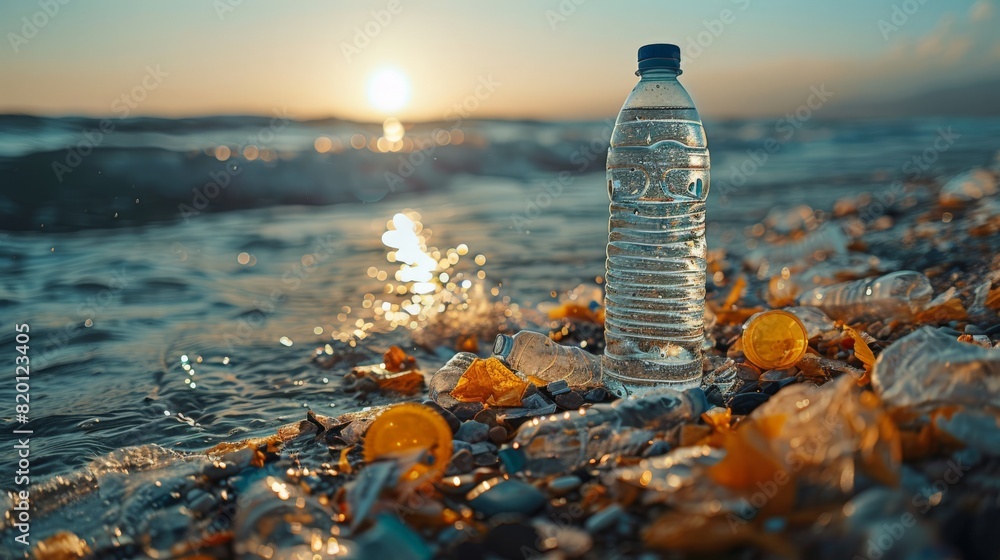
451,401,485,420
548,475,582,497
488,425,508,444
761,367,796,381
452,440,473,454
474,452,498,467
546,380,571,395
449,449,475,473
468,479,546,517
728,392,771,415
761,376,797,396
455,420,490,444
473,408,500,428
554,391,585,410
584,387,608,403
423,399,462,434
585,504,624,533
470,442,497,456
185,489,216,515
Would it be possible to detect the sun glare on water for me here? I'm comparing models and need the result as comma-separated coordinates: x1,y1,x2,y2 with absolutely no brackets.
368,68,410,113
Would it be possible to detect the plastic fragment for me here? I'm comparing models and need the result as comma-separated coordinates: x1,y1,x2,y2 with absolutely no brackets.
872,326,1000,412
510,388,708,475
451,357,529,407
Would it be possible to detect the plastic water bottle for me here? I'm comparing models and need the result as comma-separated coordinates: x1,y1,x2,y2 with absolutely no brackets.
797,271,933,322
506,387,708,475
493,331,602,386
604,44,710,396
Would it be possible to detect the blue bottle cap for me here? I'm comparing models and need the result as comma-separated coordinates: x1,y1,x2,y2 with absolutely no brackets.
637,43,681,73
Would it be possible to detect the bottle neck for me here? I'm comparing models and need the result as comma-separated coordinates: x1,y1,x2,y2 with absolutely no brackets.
636,68,681,80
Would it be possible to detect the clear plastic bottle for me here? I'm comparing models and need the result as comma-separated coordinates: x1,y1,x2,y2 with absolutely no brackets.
604,43,710,397
493,331,602,386
507,387,708,475
797,270,933,322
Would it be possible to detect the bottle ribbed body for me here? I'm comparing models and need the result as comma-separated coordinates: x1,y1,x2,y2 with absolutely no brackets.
603,103,710,397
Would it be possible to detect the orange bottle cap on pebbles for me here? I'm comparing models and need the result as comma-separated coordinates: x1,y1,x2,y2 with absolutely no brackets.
741,309,809,370
364,403,452,482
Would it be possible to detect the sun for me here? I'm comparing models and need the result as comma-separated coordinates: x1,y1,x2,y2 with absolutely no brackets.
367,68,410,113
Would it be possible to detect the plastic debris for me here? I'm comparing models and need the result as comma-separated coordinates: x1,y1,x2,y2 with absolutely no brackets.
798,270,933,322
451,357,529,407
785,306,836,338
508,387,708,475
872,326,1000,412
363,403,453,482
939,168,998,207
493,330,602,387
740,310,809,370
617,376,901,518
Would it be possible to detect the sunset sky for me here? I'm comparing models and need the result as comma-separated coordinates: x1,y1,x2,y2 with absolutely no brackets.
2,0,998,121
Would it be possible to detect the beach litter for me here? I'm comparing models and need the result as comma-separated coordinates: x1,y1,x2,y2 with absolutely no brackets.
6,165,1000,559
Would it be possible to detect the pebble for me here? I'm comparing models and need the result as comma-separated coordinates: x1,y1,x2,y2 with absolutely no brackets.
423,400,462,434
761,367,796,381
866,321,884,337
761,376,797,395
185,489,216,515
455,421,490,444
449,449,474,473
451,401,485,421
467,479,546,517
473,408,499,428
728,392,770,415
469,442,497,456
452,440,473,454
585,504,624,533
584,387,607,403
985,323,1000,336
473,452,498,467
736,362,761,381
965,324,985,335
546,380,571,395
488,425,508,444
548,475,582,497
554,391,584,410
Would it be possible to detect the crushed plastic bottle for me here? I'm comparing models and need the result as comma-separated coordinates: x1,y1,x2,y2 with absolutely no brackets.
797,270,933,322
872,326,1000,412
604,43,710,396
740,310,809,370
493,331,602,386
506,387,708,476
